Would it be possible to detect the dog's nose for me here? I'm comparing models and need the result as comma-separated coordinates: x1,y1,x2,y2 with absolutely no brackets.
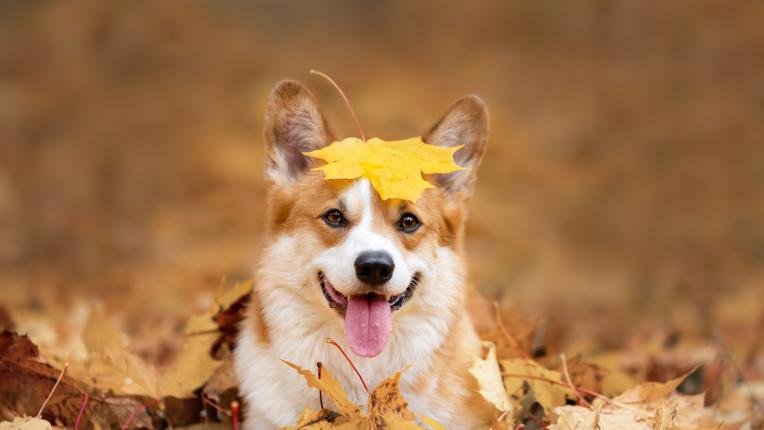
354,251,395,285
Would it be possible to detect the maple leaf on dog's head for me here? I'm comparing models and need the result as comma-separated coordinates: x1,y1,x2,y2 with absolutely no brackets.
304,137,463,202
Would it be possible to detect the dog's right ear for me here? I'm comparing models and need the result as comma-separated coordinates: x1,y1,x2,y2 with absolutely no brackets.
264,80,334,185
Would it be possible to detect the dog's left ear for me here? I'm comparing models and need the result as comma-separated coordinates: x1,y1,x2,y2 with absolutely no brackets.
423,95,488,197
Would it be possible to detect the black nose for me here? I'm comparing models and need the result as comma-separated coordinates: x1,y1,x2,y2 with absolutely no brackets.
354,251,395,285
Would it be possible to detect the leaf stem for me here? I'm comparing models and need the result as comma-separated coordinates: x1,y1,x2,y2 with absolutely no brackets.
74,391,89,430
310,69,366,141
231,401,240,430
317,362,325,409
560,353,592,408
325,337,369,395
202,395,231,418
36,362,69,418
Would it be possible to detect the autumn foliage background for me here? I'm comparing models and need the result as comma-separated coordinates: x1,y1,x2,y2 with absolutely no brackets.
0,0,763,421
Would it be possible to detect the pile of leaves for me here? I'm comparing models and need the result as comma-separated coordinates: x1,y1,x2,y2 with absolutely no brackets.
0,282,251,429
1,283,761,429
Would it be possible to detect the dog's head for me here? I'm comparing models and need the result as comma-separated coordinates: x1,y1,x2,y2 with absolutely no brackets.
260,81,487,358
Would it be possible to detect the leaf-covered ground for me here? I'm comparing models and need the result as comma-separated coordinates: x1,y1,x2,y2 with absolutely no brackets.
1,283,762,429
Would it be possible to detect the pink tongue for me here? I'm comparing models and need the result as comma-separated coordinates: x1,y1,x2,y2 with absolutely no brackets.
344,295,392,357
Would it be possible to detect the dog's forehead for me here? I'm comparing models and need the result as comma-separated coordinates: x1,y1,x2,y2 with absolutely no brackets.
339,179,375,216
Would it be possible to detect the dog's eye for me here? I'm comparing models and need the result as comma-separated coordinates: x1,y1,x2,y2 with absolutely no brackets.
397,213,421,233
323,209,347,228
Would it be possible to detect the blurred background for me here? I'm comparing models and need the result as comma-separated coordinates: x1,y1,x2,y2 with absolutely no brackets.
1,1,763,359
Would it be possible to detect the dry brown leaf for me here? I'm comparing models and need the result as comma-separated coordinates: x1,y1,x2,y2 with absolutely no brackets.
0,331,153,429
157,314,221,398
614,371,690,407
551,372,750,430
654,403,678,430
550,405,651,430
470,342,513,414
502,358,574,416
82,306,127,353
69,301,223,399
561,355,638,398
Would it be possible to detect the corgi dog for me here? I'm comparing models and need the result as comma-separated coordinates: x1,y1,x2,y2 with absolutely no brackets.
234,80,493,429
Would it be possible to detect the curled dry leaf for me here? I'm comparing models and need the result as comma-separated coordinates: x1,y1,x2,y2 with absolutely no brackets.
470,342,513,414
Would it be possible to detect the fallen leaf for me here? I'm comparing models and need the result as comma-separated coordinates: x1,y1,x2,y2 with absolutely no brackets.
470,342,513,414
82,306,127,353
282,360,362,419
305,137,463,201
158,314,221,398
550,372,750,430
369,371,420,427
550,405,651,430
420,416,447,430
502,358,574,416
614,371,690,407
0,331,153,429
281,408,345,430
0,416,52,430
70,301,224,399
281,362,438,430
562,355,638,398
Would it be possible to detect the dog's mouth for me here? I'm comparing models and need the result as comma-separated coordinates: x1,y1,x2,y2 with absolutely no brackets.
318,271,421,313
318,271,421,358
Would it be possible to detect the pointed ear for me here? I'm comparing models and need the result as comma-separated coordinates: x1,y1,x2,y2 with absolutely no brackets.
264,80,334,185
423,95,488,196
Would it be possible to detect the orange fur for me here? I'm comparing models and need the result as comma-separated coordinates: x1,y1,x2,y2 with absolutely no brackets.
235,80,493,429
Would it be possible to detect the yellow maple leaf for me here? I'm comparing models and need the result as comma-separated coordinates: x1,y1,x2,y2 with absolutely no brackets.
281,361,440,430
304,137,463,202
281,360,363,419
369,371,417,425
